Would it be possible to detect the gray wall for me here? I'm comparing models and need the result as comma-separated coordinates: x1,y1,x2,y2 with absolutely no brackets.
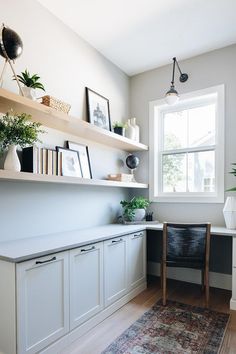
0,0,131,241
131,44,236,226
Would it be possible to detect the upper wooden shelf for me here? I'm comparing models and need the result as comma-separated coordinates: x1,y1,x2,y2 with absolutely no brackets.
0,170,148,189
0,89,148,152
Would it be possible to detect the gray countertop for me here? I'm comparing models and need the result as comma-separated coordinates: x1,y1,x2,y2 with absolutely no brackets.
0,223,235,263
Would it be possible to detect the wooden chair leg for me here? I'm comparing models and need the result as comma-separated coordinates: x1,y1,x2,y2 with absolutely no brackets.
201,269,205,291
160,261,163,289
162,262,167,306
205,265,209,308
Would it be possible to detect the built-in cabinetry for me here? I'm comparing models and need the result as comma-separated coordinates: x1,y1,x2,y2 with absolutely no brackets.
0,231,146,354
231,237,236,310
0,88,148,189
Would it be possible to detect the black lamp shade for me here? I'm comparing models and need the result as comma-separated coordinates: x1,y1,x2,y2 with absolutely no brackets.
0,26,23,60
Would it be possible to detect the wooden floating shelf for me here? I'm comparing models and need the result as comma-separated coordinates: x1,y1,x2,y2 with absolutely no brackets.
0,170,148,189
0,88,148,152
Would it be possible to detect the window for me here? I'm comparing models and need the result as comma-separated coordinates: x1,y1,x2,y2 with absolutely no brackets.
149,85,224,203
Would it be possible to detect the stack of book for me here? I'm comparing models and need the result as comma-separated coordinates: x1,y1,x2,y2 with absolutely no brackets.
21,147,62,176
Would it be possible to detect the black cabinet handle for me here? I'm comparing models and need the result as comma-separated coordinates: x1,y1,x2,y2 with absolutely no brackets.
133,233,143,238
111,238,123,244
35,256,56,264
81,246,95,252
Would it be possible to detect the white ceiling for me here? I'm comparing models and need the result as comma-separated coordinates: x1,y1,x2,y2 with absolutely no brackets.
38,0,236,76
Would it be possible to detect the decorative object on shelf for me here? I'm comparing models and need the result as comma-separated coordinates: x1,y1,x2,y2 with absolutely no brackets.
41,95,71,114
13,69,45,100
107,173,133,182
120,196,150,222
112,121,126,136
146,211,153,221
223,163,236,229
125,118,136,140
223,197,236,229
67,141,92,179
165,57,188,105
126,154,139,182
0,111,43,171
130,117,140,142
86,87,111,131
56,147,82,178
0,24,24,95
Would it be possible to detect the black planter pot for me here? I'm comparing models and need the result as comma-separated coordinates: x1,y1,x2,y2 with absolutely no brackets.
114,127,125,136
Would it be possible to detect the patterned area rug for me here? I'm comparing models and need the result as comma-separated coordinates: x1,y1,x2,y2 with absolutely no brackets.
102,300,229,354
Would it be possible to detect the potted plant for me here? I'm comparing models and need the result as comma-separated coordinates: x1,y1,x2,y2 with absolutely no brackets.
0,111,44,171
113,122,126,136
120,196,150,221
13,69,45,100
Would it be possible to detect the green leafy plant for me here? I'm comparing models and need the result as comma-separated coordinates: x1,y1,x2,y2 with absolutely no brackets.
113,121,127,128
227,163,236,191
0,111,44,152
13,69,45,91
120,196,150,221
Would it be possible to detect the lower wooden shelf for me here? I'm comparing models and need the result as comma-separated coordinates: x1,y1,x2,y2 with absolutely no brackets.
0,170,148,189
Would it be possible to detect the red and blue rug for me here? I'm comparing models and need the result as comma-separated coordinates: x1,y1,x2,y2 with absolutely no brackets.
102,300,229,354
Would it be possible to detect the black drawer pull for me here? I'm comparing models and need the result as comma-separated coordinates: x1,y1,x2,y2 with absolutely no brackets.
112,238,123,244
133,233,143,238
81,246,95,252
35,256,56,264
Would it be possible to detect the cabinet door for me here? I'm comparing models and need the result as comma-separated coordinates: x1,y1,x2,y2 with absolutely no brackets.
128,231,146,290
70,242,104,330
16,252,69,354
232,238,236,300
104,236,128,307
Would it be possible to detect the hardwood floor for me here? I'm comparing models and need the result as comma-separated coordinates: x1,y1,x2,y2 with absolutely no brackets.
61,277,236,354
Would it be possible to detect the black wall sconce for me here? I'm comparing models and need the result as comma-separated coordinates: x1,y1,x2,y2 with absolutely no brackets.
165,57,188,105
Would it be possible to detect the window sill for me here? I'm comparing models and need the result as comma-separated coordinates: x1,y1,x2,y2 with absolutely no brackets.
150,194,224,203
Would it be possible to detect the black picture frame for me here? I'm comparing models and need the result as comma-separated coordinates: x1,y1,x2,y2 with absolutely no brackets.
56,147,82,178
86,87,111,131
67,141,92,179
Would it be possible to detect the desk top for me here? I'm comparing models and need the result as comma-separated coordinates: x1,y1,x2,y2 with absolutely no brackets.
0,224,235,263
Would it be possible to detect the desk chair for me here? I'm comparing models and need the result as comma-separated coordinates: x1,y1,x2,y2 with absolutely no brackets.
161,222,211,307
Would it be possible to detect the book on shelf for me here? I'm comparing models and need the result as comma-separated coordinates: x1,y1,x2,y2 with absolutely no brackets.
52,150,57,176
22,146,38,173
42,148,48,175
47,150,53,175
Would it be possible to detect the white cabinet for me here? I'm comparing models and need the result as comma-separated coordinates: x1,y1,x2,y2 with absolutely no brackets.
128,231,146,290
232,237,236,300
70,242,104,330
104,236,128,307
16,252,69,354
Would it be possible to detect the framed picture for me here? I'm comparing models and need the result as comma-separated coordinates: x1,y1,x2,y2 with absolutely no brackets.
56,147,82,177
86,87,111,131
67,141,92,179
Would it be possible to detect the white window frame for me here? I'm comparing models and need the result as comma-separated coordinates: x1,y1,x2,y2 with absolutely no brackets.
149,85,225,203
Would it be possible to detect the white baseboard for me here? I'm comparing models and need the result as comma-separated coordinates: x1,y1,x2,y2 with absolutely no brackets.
148,261,232,291
230,298,236,310
41,282,147,354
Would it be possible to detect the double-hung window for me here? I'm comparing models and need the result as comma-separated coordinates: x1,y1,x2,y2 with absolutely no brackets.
149,85,224,203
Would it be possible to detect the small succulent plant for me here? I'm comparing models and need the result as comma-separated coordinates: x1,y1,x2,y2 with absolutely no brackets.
14,69,45,91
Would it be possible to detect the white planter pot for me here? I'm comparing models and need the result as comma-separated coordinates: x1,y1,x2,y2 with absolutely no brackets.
21,86,37,100
4,145,21,172
133,208,146,221
223,196,236,229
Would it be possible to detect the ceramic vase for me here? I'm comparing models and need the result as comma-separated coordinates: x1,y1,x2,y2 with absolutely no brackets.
223,196,236,229
126,119,136,140
133,208,146,221
21,86,37,100
130,117,140,143
4,145,21,172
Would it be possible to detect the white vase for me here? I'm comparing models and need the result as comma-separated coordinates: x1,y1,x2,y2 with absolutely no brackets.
133,208,146,221
130,117,140,143
125,119,136,140
223,196,236,229
21,86,37,100
4,145,21,172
